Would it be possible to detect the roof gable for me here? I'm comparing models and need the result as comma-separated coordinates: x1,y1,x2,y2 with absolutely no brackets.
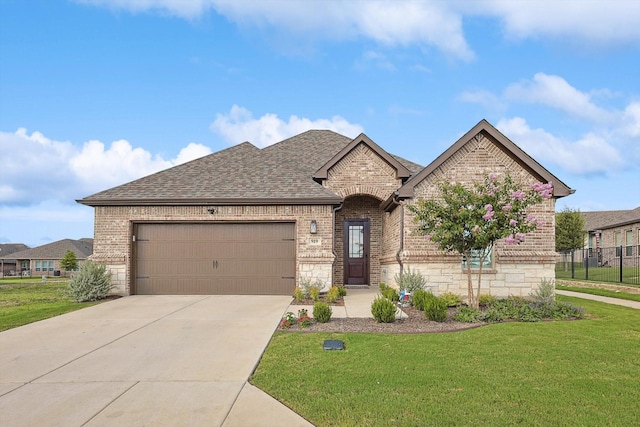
582,206,640,231
314,133,412,181
0,239,93,260
398,119,574,198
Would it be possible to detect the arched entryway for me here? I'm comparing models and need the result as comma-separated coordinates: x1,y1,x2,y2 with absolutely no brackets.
334,195,383,286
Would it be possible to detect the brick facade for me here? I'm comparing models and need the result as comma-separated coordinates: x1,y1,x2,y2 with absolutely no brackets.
400,133,558,298
85,122,571,299
92,204,335,294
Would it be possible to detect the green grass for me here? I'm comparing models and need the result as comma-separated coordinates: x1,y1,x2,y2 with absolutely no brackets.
556,284,640,302
556,265,640,286
0,281,98,331
251,297,640,427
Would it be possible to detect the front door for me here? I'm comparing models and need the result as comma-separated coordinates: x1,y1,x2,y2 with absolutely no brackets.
344,219,370,285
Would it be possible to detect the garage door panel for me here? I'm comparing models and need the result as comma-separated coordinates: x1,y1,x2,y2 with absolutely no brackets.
134,223,296,295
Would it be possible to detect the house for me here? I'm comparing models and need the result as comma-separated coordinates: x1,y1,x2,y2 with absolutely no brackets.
78,119,573,298
0,243,30,277
582,206,640,267
0,238,94,276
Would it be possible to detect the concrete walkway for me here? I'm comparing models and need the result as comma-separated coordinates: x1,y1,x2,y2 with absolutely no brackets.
0,295,312,427
556,289,640,309
287,286,406,319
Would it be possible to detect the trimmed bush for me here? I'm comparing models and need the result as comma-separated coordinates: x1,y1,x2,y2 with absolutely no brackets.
440,292,462,307
299,278,323,299
379,283,399,302
326,286,340,303
478,294,498,308
65,261,113,302
371,296,396,323
337,286,347,297
552,301,584,320
412,289,435,311
424,297,447,322
394,267,426,293
482,307,505,323
293,287,305,302
313,302,332,323
454,306,483,322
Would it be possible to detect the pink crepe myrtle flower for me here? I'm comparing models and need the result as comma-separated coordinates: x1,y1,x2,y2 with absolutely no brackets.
483,210,495,220
485,204,493,211
532,182,554,199
516,233,526,242
511,190,525,201
502,203,512,212
509,219,517,227
424,234,432,241
504,234,518,245
489,173,497,180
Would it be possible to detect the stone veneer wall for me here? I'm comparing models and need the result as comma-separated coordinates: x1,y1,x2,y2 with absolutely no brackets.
398,132,558,299
91,204,335,295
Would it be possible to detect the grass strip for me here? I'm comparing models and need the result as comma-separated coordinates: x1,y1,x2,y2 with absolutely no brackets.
556,284,640,302
0,282,97,331
251,296,640,427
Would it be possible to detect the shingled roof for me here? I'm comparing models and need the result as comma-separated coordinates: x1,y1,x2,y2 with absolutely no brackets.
0,244,29,258
78,130,422,206
582,206,640,231
0,239,93,261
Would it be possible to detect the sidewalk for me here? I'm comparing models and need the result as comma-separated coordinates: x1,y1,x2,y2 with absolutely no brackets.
556,290,640,309
287,287,406,319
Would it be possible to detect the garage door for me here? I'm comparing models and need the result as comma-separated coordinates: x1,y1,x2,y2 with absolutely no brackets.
134,223,296,295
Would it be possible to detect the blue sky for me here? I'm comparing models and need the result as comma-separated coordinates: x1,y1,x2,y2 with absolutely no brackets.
1,0,639,248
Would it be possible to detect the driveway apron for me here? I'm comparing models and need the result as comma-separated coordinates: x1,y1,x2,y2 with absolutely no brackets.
0,295,307,426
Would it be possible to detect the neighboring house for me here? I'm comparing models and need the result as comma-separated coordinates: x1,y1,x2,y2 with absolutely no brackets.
0,238,94,276
0,243,30,276
582,206,640,267
78,119,573,298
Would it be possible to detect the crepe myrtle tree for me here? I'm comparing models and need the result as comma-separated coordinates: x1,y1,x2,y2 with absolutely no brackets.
408,173,553,308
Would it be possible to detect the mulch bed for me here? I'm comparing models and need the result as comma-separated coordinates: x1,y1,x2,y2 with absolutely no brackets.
279,305,486,334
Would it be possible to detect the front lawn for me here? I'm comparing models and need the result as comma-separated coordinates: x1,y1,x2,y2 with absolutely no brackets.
556,284,640,302
0,280,98,331
251,296,640,427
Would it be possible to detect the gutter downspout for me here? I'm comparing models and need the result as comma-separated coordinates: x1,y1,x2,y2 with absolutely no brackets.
331,202,344,286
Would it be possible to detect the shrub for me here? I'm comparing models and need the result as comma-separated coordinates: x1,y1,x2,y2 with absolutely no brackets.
299,277,323,299
293,287,305,302
326,286,340,303
65,261,113,302
440,292,462,307
478,294,498,308
313,302,332,323
336,286,347,297
552,301,585,320
482,307,505,323
297,309,312,328
424,297,448,322
280,312,296,329
412,289,435,311
379,283,399,302
371,296,397,323
518,304,543,322
394,267,426,293
310,286,320,302
454,306,483,322
492,296,528,319
530,279,556,317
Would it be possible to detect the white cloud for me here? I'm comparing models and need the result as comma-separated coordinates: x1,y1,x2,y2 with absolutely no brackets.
478,0,640,45
623,101,640,138
505,73,613,122
0,128,211,206
210,105,363,148
77,0,640,60
496,117,623,175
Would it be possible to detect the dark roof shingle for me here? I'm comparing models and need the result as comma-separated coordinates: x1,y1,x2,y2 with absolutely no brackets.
0,239,93,260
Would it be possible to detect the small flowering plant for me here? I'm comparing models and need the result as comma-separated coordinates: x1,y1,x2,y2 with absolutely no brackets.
280,312,296,329
297,309,312,328
408,173,553,307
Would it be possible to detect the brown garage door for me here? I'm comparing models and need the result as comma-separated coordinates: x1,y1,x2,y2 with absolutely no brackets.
134,223,295,295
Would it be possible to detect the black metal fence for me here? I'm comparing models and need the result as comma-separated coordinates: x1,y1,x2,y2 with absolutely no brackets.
556,246,640,285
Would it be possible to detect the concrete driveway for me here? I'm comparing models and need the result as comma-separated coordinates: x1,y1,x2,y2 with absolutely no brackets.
0,295,312,426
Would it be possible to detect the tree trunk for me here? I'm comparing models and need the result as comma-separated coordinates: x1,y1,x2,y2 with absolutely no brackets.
465,253,473,307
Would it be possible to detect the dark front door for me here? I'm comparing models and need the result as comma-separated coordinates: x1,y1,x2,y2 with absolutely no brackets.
344,219,370,285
